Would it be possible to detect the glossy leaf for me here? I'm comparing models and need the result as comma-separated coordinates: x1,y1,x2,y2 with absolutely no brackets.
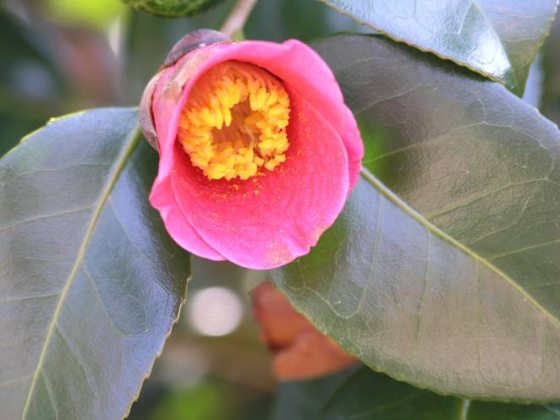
0,108,190,419
273,366,559,419
318,0,559,94
273,35,560,402
245,0,367,43
271,366,361,420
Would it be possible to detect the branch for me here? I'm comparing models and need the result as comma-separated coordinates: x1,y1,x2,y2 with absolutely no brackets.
220,0,258,39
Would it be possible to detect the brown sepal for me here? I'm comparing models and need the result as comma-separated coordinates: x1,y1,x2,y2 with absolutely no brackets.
252,282,358,381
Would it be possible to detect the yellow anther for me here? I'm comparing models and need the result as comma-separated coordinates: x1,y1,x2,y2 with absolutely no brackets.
255,88,268,110
223,106,232,127
178,61,290,181
265,90,278,109
213,107,223,129
269,104,287,116
265,160,280,171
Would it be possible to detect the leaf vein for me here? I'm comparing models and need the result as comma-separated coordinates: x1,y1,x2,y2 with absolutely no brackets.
0,205,95,232
41,373,60,420
19,125,141,420
358,166,560,330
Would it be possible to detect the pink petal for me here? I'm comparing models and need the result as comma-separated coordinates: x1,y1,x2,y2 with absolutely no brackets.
150,39,363,268
161,88,349,269
150,53,225,261
149,159,225,261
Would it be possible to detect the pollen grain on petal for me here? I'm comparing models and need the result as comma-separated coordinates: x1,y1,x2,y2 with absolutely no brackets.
178,61,291,181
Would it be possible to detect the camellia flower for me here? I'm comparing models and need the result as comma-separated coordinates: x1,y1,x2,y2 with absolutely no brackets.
141,30,363,269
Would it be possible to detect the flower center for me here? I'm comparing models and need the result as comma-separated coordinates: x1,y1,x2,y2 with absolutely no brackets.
178,61,290,181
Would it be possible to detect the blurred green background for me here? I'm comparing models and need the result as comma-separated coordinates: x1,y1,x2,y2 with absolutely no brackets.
1,1,559,418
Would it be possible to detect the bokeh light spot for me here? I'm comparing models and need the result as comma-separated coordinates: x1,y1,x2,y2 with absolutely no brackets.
187,287,243,336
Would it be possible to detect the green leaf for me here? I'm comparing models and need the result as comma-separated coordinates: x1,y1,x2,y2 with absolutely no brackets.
318,0,559,94
271,367,361,420
244,0,367,43
0,108,190,418
122,0,227,18
274,366,559,419
273,34,560,402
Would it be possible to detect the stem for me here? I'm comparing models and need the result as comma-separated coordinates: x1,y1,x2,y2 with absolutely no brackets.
458,399,471,420
220,0,258,38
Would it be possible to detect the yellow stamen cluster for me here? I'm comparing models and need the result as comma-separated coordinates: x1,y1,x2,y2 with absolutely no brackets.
178,61,290,181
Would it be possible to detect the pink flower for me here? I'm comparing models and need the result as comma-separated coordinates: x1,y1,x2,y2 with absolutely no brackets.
141,30,363,269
